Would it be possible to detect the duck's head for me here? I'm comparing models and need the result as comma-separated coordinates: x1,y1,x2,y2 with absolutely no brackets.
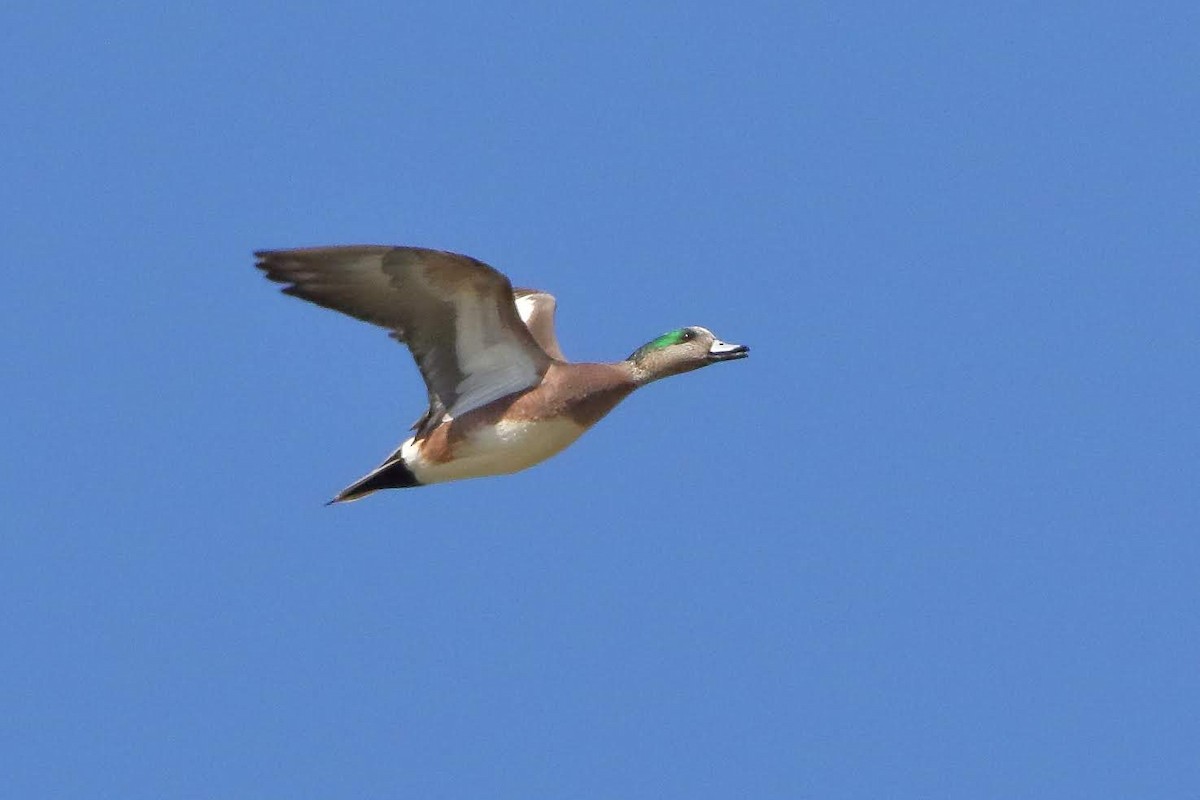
627,326,749,384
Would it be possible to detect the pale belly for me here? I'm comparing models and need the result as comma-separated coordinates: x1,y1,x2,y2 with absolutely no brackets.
401,417,588,484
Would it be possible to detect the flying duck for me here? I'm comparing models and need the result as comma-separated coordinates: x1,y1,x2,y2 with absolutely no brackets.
254,246,749,502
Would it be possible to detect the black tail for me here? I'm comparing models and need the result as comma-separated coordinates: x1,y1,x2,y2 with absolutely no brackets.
327,458,421,504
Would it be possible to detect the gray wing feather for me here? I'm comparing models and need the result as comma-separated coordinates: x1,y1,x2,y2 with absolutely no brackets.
255,246,552,428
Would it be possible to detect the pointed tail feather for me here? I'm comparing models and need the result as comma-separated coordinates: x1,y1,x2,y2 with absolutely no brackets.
328,458,421,504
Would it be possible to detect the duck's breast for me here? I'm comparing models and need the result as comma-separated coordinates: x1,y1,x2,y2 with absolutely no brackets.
404,416,586,484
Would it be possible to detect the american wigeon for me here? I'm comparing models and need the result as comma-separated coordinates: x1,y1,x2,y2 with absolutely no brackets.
255,246,749,502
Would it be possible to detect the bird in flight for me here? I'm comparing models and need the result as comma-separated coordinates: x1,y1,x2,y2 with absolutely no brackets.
255,246,749,502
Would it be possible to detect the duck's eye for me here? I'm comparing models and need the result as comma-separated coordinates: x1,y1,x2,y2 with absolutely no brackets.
679,329,694,342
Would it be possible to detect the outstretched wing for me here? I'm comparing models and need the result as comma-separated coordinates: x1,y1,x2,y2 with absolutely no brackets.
513,288,567,362
255,246,553,421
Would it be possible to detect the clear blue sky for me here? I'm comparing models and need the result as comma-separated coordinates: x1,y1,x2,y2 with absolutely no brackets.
5,2,1199,797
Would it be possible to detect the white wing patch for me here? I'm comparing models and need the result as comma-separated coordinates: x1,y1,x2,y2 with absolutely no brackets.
448,295,541,417
514,294,538,326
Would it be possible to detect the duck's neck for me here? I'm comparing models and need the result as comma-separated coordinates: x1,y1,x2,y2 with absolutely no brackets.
622,358,659,387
